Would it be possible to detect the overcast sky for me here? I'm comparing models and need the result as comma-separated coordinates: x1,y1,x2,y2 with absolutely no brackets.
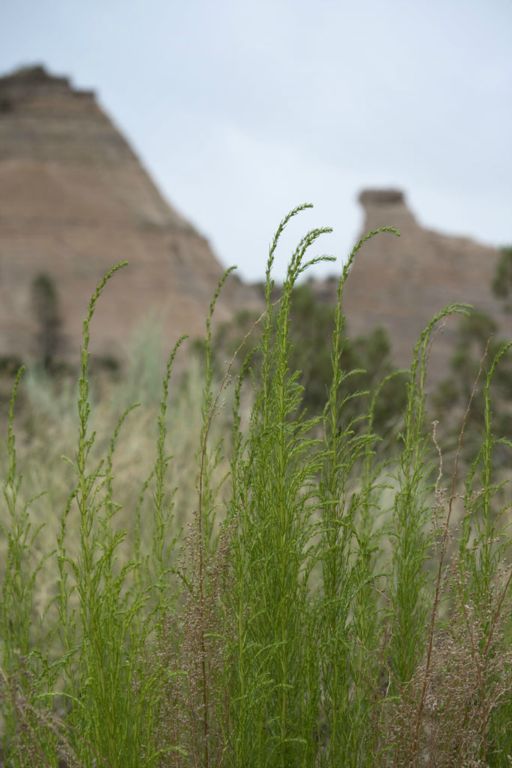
1,0,511,281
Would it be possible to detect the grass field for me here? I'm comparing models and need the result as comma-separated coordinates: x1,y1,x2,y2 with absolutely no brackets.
1,205,512,767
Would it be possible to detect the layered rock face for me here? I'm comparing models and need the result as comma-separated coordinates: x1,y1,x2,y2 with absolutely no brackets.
342,189,509,378
0,65,256,364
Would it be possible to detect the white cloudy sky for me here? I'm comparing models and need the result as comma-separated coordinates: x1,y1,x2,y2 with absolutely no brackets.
1,0,511,281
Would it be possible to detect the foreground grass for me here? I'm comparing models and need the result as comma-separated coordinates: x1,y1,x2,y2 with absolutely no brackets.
1,206,512,767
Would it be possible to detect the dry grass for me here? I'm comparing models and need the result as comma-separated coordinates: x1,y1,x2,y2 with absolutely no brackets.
381,581,512,767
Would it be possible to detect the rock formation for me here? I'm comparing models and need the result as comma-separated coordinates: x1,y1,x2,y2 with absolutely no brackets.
342,189,510,379
1,66,506,382
0,65,257,366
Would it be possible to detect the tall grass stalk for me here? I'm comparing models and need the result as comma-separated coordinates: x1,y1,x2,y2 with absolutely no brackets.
388,304,469,691
227,208,335,767
318,227,398,766
56,262,172,766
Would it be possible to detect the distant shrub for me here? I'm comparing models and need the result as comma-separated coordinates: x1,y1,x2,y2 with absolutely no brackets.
208,280,407,443
31,272,64,370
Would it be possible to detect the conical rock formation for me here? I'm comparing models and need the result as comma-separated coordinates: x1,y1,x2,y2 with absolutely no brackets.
0,65,256,365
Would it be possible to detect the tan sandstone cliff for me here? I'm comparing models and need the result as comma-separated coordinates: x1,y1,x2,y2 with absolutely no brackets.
341,189,510,378
0,65,257,365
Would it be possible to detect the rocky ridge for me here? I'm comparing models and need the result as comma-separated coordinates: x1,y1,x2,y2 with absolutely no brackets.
0,65,257,365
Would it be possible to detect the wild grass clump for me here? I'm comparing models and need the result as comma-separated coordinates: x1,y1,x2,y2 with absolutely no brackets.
1,206,512,766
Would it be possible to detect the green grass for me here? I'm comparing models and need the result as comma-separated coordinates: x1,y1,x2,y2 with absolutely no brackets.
1,206,512,766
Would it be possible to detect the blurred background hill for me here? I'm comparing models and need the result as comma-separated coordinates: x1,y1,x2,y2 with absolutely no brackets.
0,1,510,396
0,63,510,386
0,64,257,369
1,0,510,283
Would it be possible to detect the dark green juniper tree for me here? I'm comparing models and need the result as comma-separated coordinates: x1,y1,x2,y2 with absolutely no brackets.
209,280,406,441
31,272,64,370
434,245,512,461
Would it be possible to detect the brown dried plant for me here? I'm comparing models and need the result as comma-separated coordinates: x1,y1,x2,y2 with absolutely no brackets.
153,520,233,768
0,666,82,768
380,590,512,767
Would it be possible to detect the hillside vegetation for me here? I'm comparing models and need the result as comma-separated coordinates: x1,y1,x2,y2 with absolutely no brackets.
1,206,512,767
